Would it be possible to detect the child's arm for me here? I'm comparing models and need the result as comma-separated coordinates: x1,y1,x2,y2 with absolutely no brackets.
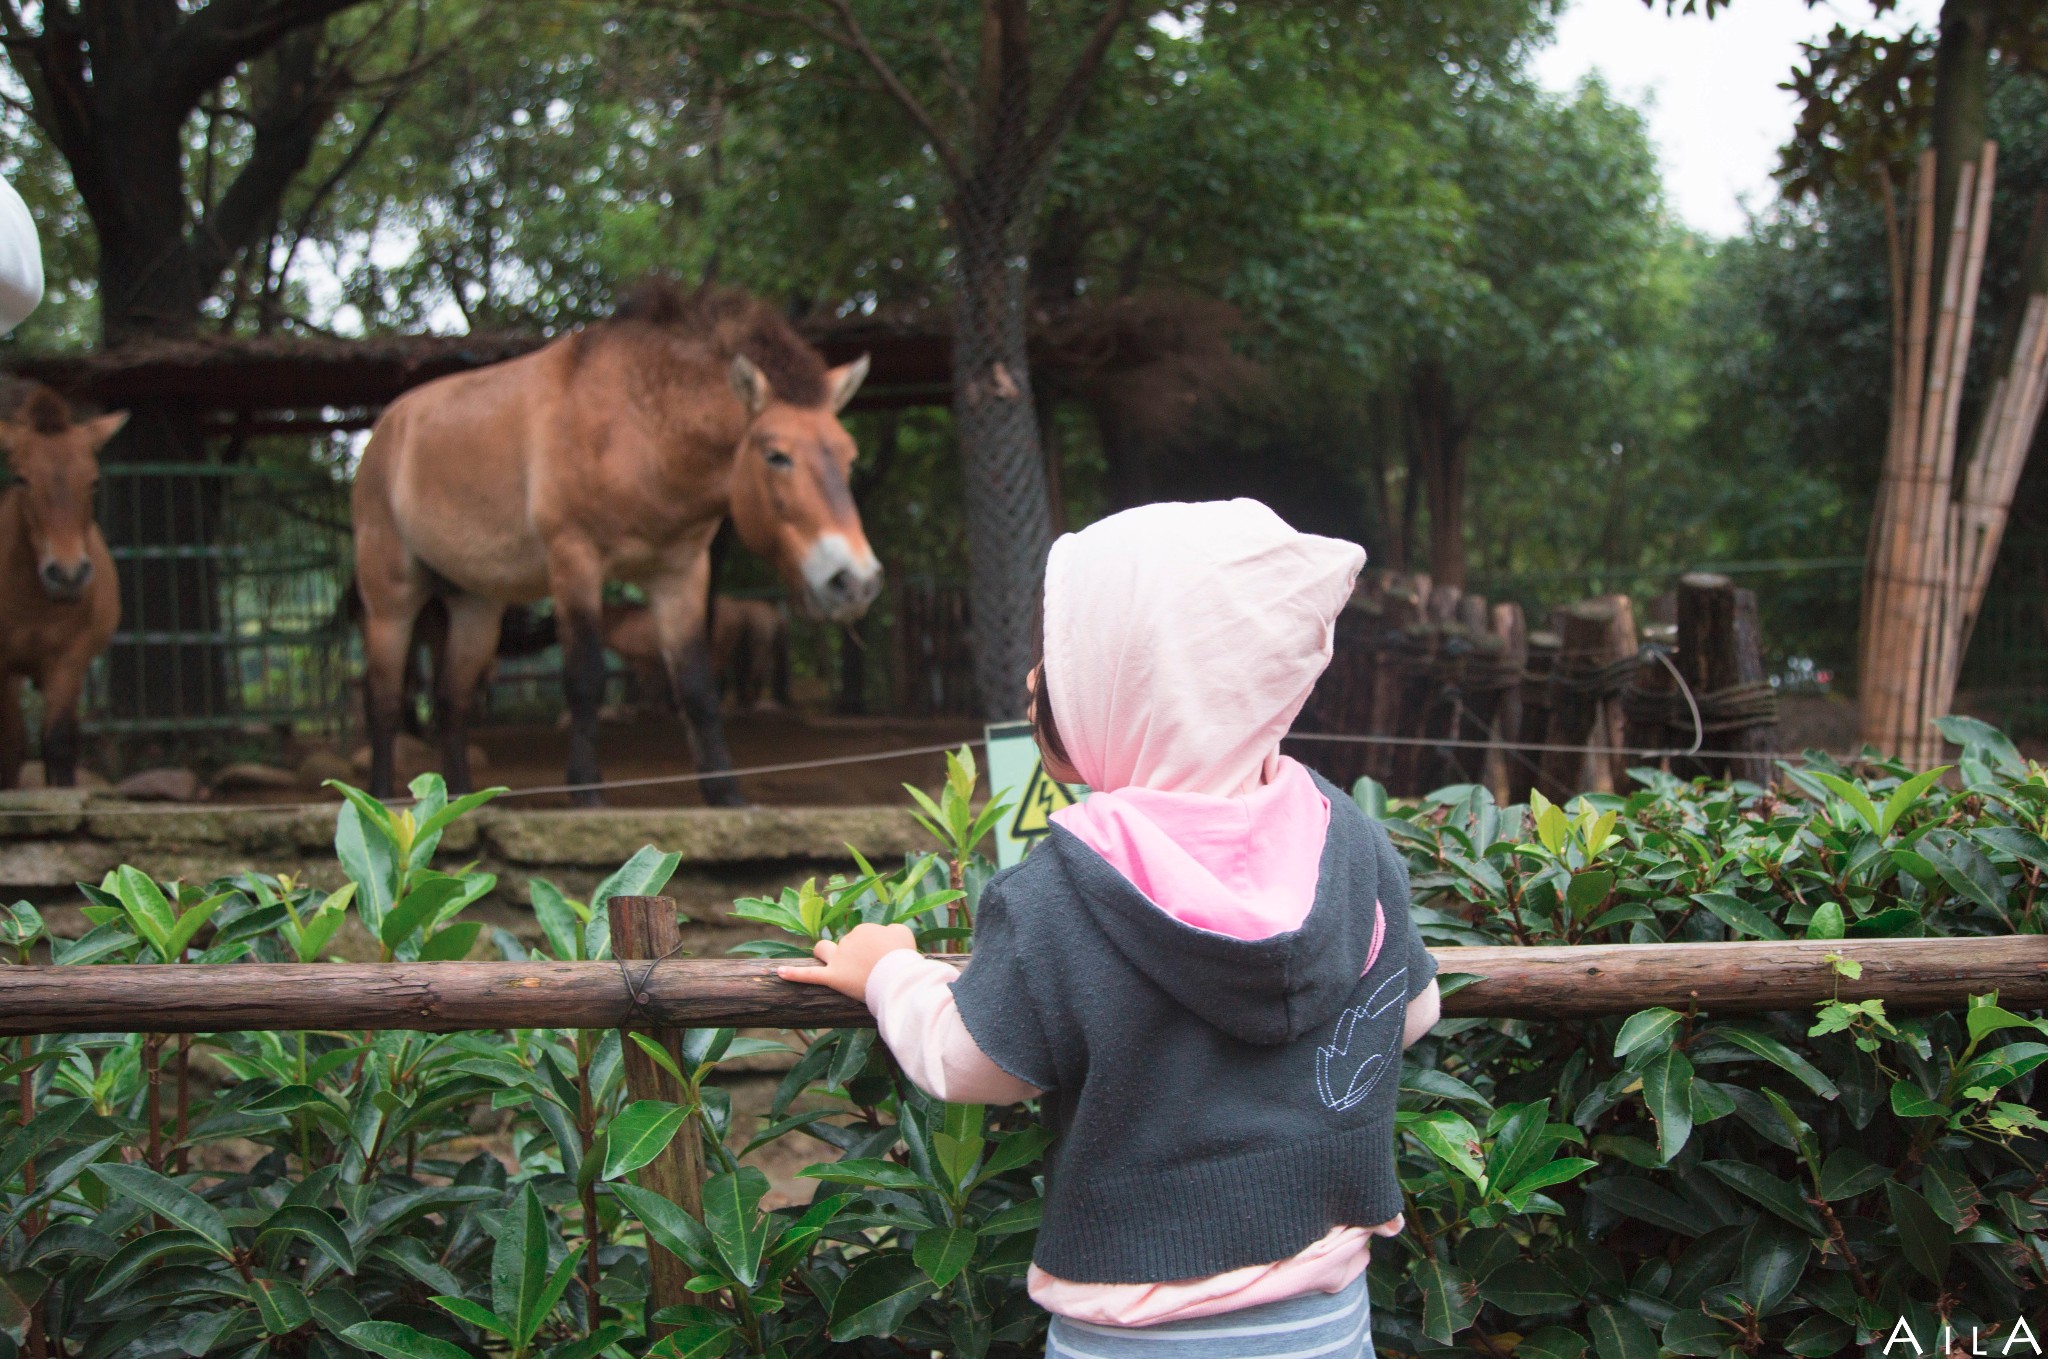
778,924,1043,1104
1403,978,1441,1048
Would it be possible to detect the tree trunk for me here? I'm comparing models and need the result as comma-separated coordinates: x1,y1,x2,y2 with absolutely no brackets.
1408,363,1468,592
951,206,1056,720
1930,0,1991,291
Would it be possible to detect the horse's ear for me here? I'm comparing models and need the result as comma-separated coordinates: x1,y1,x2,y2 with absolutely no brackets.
728,355,772,416
826,354,870,414
80,410,128,454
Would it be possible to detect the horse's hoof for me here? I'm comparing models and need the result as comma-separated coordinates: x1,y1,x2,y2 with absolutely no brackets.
570,790,605,810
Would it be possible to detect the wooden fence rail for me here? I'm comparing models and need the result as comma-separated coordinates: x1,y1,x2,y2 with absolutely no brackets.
0,936,2040,1036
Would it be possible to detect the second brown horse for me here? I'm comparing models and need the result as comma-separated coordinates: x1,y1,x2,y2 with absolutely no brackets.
1,386,124,789
352,284,881,804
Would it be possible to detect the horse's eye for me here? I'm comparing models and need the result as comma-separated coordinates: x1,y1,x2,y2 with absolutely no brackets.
764,449,794,471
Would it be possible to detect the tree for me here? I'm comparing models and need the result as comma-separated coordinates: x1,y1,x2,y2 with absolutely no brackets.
0,1,442,721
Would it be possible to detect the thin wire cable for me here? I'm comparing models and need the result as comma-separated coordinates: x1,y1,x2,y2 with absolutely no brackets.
0,739,986,819
0,696,1847,822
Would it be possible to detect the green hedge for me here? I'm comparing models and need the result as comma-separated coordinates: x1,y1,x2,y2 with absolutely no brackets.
1,722,2043,1358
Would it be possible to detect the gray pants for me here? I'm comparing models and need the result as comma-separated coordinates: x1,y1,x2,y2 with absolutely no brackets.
1045,1271,1374,1359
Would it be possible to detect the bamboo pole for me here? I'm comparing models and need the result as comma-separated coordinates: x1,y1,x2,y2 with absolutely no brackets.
1890,156,1979,766
1859,152,1938,757
0,938,2039,1031
1916,146,1998,752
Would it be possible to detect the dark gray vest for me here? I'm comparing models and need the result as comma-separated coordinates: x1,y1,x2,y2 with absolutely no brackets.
951,776,1433,1283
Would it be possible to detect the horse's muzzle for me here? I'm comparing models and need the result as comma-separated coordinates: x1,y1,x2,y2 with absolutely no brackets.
801,535,883,621
39,558,93,601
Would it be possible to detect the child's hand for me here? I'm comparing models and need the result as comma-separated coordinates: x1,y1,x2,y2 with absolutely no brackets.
776,922,918,1002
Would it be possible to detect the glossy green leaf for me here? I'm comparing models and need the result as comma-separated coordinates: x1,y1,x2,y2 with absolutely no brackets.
432,1294,511,1338
1804,900,1845,939
1587,1302,1658,1359
256,1205,356,1274
1886,1180,1953,1283
1477,1260,1574,1313
417,920,483,961
646,1319,740,1359
603,1100,691,1180
1690,890,1786,940
913,1225,977,1287
1613,1007,1683,1059
1702,1161,1824,1234
828,1252,938,1341
250,1277,314,1336
701,1167,772,1290
1641,1047,1694,1162
613,1183,720,1275
88,1164,232,1253
343,1321,474,1359
490,1184,548,1338
1413,1257,1479,1343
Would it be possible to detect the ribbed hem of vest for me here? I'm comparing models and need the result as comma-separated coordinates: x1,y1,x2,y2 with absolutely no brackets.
1031,1128,1406,1283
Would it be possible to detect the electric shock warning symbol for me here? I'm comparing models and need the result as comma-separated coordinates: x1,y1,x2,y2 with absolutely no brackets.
1009,761,1077,842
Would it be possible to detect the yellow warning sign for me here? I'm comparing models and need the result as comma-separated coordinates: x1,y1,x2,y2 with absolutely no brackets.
1009,760,1077,841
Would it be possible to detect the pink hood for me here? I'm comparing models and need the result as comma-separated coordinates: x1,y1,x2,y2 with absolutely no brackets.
1043,500,1365,939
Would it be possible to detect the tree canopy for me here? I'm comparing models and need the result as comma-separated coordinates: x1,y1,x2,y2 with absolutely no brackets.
8,0,2039,704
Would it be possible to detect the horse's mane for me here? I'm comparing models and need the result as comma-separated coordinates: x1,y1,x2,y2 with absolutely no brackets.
14,385,72,435
605,279,829,408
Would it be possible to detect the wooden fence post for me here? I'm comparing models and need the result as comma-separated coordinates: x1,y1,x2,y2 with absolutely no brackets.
1510,629,1558,805
1596,594,1640,792
1675,574,1779,785
1676,574,1735,782
1540,601,1619,797
608,895,703,1337
1481,602,1527,804
1622,622,1678,772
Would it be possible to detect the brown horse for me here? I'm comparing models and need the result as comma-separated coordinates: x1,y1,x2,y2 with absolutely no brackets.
0,387,124,789
352,283,880,804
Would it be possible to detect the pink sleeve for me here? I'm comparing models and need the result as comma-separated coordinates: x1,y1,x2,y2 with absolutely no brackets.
865,950,1044,1105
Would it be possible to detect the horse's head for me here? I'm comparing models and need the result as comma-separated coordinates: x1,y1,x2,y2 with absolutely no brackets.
726,352,883,622
2,388,125,602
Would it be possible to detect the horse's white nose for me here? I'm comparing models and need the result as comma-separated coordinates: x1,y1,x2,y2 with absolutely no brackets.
40,557,92,599
802,534,882,620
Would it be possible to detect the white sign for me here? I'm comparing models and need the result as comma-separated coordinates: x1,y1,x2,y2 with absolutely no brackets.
984,720,1088,869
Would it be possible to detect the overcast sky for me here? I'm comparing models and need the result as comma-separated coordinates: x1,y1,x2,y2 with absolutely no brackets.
1531,0,1943,239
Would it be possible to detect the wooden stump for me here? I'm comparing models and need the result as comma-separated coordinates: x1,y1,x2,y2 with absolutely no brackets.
1596,594,1640,791
1673,574,1778,784
1510,630,1560,805
1540,601,1621,798
1481,602,1528,804
1622,623,1679,773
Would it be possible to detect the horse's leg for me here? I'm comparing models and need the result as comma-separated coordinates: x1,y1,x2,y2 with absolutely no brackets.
433,594,504,797
646,554,744,808
357,573,429,799
546,541,608,808
770,616,793,708
34,652,88,788
0,677,23,790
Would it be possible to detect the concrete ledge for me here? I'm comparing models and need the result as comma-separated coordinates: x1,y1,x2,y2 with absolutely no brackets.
0,799,929,925
480,805,927,866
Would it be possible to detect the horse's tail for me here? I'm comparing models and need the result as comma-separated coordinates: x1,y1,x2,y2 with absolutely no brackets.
332,573,365,636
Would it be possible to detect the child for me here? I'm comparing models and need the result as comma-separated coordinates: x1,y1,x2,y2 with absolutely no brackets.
781,498,1441,1357
0,174,42,335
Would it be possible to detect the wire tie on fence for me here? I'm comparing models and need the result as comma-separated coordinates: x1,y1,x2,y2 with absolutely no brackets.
615,938,691,1029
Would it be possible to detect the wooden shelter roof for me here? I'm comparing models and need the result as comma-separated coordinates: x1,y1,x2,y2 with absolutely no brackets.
2,316,954,420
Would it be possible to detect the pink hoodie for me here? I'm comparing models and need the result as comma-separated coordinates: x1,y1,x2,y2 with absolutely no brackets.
865,500,1438,1325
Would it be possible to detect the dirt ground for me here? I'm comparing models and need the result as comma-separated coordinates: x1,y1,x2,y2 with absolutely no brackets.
175,689,2040,812
208,708,985,809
